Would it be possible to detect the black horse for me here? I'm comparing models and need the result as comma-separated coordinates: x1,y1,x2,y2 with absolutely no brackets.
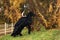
11,11,35,37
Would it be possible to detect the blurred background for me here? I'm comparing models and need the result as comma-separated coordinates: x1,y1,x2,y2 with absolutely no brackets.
0,0,60,36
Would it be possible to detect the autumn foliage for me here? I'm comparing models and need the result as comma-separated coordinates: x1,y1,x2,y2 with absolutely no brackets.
0,0,60,30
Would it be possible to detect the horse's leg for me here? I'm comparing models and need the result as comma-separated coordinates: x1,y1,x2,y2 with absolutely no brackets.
27,25,31,34
18,26,24,36
12,27,23,36
11,26,19,37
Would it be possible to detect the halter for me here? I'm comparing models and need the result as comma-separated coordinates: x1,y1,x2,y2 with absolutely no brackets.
21,4,29,17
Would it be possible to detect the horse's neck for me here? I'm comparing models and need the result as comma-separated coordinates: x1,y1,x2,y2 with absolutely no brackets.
26,16,32,19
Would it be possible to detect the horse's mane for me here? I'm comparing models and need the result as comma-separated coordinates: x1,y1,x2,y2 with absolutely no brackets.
26,11,34,17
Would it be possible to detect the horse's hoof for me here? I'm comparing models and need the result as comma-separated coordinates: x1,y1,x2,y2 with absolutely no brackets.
28,32,31,34
19,34,23,36
11,35,16,37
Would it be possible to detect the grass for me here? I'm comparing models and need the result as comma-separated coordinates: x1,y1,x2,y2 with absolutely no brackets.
0,26,60,40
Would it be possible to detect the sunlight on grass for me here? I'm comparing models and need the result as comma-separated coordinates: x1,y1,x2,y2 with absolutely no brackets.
0,27,60,40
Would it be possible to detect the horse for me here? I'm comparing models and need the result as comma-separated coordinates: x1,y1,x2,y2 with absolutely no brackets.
11,11,35,37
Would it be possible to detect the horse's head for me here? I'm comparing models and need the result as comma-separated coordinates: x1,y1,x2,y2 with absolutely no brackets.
27,11,36,17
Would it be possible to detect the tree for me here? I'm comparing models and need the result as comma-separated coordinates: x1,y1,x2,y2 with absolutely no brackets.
27,0,58,29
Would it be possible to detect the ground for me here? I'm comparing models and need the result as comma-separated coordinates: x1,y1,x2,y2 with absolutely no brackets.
0,27,60,40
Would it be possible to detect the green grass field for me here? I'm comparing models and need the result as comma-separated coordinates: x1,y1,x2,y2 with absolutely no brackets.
0,27,60,40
